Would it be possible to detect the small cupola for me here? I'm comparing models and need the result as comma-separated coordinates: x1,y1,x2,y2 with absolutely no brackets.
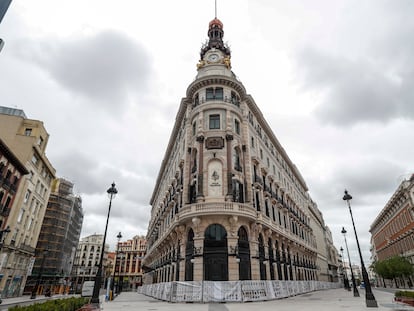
200,17,231,59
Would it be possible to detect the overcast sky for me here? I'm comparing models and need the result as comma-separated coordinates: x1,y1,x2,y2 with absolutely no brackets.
1,1,413,266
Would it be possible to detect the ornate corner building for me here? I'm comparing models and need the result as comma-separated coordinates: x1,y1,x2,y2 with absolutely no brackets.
370,174,414,263
143,18,330,284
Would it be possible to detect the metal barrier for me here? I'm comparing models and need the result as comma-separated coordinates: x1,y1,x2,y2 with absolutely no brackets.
137,280,340,303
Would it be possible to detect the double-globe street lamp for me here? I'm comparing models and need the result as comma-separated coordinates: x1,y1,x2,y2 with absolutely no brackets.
91,182,118,305
343,190,378,308
341,227,359,297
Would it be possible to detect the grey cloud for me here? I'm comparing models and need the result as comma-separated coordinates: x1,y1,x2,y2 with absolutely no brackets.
293,1,414,126
51,151,103,194
308,159,403,207
14,30,153,112
295,48,401,125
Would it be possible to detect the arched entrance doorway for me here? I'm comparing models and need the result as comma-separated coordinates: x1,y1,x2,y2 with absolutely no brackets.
204,224,228,281
238,227,251,280
185,229,194,281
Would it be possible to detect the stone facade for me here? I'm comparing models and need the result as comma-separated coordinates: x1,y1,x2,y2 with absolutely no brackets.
115,235,146,291
143,18,335,284
370,174,414,263
0,106,56,297
71,234,109,293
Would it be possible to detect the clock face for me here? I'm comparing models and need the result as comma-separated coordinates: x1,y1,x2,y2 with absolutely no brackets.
208,53,219,62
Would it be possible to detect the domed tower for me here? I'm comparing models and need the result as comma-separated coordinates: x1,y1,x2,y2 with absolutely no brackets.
143,17,318,286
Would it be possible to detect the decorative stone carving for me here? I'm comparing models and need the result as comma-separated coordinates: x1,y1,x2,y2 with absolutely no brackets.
228,215,238,236
205,137,224,149
192,217,201,236
175,225,185,240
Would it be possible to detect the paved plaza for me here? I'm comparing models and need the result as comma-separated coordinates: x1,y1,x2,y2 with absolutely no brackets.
100,288,414,311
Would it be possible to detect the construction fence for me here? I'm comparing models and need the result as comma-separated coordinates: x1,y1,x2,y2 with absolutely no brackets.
137,280,340,303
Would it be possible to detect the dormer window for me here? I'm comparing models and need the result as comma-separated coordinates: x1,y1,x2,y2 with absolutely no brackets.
206,87,223,101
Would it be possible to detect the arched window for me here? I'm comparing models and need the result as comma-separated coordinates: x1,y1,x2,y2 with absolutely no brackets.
268,238,275,280
204,224,228,281
258,234,266,280
185,229,194,281
238,226,251,280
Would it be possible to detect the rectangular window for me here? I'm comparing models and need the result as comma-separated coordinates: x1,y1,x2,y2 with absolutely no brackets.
215,87,223,100
24,190,31,203
206,88,214,101
194,93,199,107
17,208,25,223
235,119,240,134
4,196,11,209
31,155,38,166
231,91,239,106
25,128,32,136
209,114,220,129
37,136,44,147
206,87,223,101
251,137,254,148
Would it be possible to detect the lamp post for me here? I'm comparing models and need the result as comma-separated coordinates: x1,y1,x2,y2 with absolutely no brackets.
343,190,378,307
91,182,118,305
112,231,122,296
118,252,124,293
340,246,350,291
30,249,49,299
341,227,359,297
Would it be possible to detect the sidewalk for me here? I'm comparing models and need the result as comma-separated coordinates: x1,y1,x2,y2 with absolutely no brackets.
100,288,414,311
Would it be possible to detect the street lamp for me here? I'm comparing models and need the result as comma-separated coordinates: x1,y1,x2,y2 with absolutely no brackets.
91,182,118,305
30,249,49,299
343,190,378,307
340,246,350,291
341,227,359,297
112,231,122,296
118,252,124,293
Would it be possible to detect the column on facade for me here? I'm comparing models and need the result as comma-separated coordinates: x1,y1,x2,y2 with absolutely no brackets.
263,229,271,280
174,225,186,282
196,135,204,200
249,223,260,280
227,235,240,281
272,239,280,280
192,235,204,281
281,243,288,280
226,134,234,200
289,248,297,280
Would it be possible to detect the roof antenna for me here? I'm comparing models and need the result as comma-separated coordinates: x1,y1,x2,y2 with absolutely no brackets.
215,0,217,18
